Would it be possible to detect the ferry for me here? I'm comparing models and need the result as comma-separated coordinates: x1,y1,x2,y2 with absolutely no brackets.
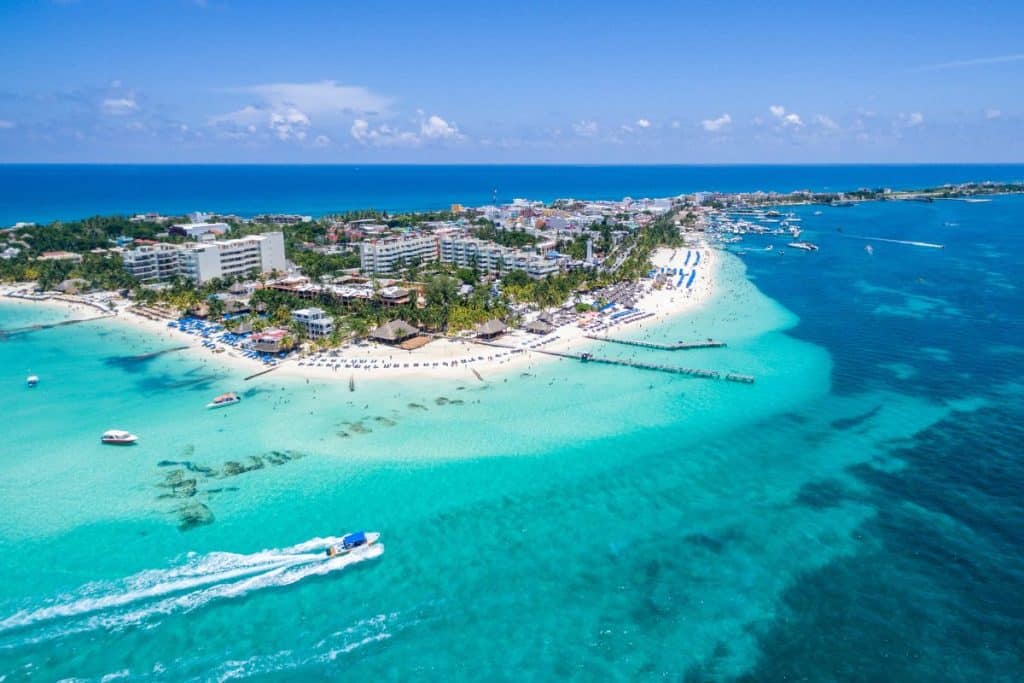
26,375,39,387
787,241,820,252
101,430,138,445
206,392,241,409
325,531,380,557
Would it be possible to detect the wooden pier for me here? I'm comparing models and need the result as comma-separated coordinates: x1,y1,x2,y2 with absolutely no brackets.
584,335,726,351
471,339,753,384
244,366,279,381
0,314,112,339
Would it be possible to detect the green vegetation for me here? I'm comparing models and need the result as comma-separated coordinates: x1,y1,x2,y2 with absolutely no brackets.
472,220,537,248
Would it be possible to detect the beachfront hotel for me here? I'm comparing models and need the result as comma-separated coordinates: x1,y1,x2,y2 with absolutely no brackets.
359,234,439,274
121,232,287,284
291,307,335,339
439,235,560,278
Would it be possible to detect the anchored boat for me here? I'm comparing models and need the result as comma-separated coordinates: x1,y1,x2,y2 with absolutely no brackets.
325,531,380,557
101,430,138,445
26,375,39,387
206,392,241,409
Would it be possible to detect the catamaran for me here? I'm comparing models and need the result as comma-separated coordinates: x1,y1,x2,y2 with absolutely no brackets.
325,531,380,557
206,392,241,409
101,430,138,445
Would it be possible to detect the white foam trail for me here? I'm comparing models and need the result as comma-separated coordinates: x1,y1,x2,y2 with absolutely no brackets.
0,537,379,640
844,235,944,249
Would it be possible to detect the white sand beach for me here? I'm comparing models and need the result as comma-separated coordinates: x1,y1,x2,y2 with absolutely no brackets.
2,245,719,383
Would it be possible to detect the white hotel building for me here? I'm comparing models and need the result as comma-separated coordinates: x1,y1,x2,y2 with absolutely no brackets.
359,234,439,274
122,232,287,284
439,235,559,279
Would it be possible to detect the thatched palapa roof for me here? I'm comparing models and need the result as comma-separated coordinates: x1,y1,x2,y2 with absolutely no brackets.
370,319,419,342
475,319,508,337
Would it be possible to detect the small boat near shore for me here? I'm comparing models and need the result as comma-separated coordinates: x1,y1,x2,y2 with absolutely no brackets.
206,392,241,409
26,375,39,387
101,430,138,445
788,241,820,252
325,531,380,557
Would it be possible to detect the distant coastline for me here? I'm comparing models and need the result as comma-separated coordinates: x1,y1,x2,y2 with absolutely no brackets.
3,163,1023,226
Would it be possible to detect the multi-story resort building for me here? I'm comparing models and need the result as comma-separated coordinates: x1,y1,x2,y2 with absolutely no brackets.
359,234,439,274
359,232,560,279
179,233,287,284
439,235,560,278
291,307,335,339
122,243,182,283
121,232,287,284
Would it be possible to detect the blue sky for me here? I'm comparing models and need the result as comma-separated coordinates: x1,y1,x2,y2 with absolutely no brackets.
0,0,1021,163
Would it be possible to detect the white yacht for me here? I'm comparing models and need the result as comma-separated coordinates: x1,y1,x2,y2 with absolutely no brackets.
26,375,39,387
101,430,138,445
206,392,241,409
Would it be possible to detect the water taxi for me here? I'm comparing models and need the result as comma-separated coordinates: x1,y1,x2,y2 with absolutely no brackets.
206,392,241,409
101,430,138,445
26,375,39,387
325,531,380,557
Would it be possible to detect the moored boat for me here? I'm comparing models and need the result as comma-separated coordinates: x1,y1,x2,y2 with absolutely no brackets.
206,392,241,409
325,531,380,557
787,241,819,252
26,375,39,387
101,430,138,445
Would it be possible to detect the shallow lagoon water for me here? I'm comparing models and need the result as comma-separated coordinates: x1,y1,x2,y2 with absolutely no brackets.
1,196,1023,680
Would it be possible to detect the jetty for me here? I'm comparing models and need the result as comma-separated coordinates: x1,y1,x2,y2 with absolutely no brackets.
584,335,726,351
0,314,111,339
244,366,279,381
474,340,753,384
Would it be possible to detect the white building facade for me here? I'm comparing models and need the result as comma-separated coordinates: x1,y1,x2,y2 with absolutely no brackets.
122,232,286,284
359,234,439,274
122,243,182,282
291,307,335,338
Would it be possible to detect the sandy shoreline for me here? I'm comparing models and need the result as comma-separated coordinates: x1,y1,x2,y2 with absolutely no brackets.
1,245,719,383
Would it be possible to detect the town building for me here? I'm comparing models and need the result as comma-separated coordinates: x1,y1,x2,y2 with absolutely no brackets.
169,222,230,239
122,243,182,282
359,234,439,274
120,232,286,284
179,232,286,284
291,307,335,339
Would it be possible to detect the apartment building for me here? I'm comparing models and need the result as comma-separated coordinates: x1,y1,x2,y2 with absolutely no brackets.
359,234,439,274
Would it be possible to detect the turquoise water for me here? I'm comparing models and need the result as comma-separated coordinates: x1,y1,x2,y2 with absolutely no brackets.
2,196,1023,680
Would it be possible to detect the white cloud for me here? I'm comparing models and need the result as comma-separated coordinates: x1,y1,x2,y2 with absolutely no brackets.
814,115,839,131
420,114,462,140
701,113,732,132
768,105,803,127
350,119,419,147
314,134,331,147
635,118,651,128
227,80,390,117
572,120,599,137
102,97,138,116
269,107,310,141
0,120,14,129
670,120,681,129
985,108,1002,120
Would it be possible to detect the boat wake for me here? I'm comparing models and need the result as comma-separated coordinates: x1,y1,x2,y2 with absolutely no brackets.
0,537,382,647
843,234,944,249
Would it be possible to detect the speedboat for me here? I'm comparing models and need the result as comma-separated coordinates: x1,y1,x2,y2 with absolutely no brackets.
787,241,819,252
325,531,380,557
26,375,39,387
206,392,241,409
101,430,138,445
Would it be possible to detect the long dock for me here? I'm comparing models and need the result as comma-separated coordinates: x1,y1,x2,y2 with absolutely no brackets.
584,335,726,351
244,366,279,381
0,314,111,339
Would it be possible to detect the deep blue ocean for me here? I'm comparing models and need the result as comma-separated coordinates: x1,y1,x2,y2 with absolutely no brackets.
0,167,1022,680
2,164,1024,225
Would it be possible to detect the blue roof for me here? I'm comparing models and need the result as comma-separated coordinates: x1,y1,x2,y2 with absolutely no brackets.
342,531,366,548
